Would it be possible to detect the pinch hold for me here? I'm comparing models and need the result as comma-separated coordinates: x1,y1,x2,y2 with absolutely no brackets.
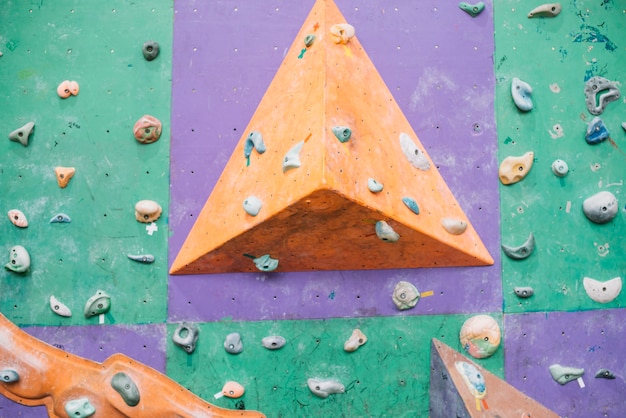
283,140,304,172
84,290,111,318
584,76,620,115
307,378,345,398
585,116,610,145
172,322,199,354
458,2,485,17
262,335,286,350
5,245,30,273
401,197,420,215
329,23,355,44
375,220,400,242
392,281,420,310
498,151,534,185
582,191,618,224
527,3,562,18
135,200,162,223
133,115,162,144
331,126,352,143
142,40,160,61
441,217,467,235
343,329,367,352
514,287,534,298
511,77,533,111
7,209,28,228
8,121,35,146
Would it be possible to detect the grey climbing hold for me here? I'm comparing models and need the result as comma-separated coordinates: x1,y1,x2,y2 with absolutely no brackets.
331,126,352,143
0,370,19,383
111,372,141,407
244,131,266,159
5,245,30,273
441,218,467,235
375,220,399,242
172,322,199,353
304,34,316,47
8,122,34,147
283,141,304,172
307,378,345,398
501,232,535,260
253,254,278,272
65,397,96,417
224,332,243,354
261,335,286,350
585,116,610,145
127,254,155,264
367,178,383,193
50,213,72,223
242,195,262,216
527,3,562,18
583,276,622,304
549,364,584,385
582,191,618,224
402,197,420,215
392,281,420,310
511,77,533,111
399,132,430,170
458,2,485,17
514,287,534,298
595,368,616,379
622,122,626,132
142,40,160,61
551,159,569,177
49,295,72,317
584,76,620,116
84,290,111,318
7,209,28,228
344,329,367,352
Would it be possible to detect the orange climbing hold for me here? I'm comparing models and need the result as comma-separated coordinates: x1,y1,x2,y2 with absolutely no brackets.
54,166,76,188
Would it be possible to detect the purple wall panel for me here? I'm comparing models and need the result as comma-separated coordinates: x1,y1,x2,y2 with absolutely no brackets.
169,1,500,321
505,310,626,416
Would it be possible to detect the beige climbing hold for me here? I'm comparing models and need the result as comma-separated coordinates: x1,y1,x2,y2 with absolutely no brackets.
57,80,79,99
7,210,28,228
54,167,76,188
135,200,162,223
527,3,562,18
441,217,468,235
498,151,534,185
343,329,367,352
329,23,355,44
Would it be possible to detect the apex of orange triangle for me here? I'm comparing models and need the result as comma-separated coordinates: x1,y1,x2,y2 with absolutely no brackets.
170,0,493,275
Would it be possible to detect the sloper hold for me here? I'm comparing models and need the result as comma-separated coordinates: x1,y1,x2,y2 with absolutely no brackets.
511,77,533,111
8,121,34,146
111,372,141,406
549,364,584,385
582,276,622,303
307,378,345,398
498,152,534,185
429,339,559,418
170,0,493,274
582,191,618,224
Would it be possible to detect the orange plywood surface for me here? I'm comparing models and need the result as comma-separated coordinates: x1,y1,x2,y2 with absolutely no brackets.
170,0,493,275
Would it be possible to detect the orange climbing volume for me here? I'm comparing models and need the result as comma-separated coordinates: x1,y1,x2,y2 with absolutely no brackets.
170,0,493,274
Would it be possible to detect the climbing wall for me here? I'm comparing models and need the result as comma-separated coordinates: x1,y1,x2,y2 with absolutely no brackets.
0,0,623,417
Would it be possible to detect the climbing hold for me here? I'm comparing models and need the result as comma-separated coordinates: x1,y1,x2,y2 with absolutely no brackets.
215,381,245,399
54,167,76,188
0,370,19,383
127,254,155,264
329,23,355,44
458,2,485,17
253,254,279,272
244,130,266,160
549,364,584,385
441,218,467,235
551,159,569,177
595,369,616,379
7,209,28,228
344,329,367,352
261,335,286,350
367,178,383,193
399,132,430,171
224,332,243,354
49,295,72,317
498,151,534,185
84,290,111,318
375,220,400,242
622,122,626,132
56,80,74,98
8,121,35,146
304,34,316,47
459,314,501,359
455,362,486,398
527,3,562,18
402,197,420,215
172,322,199,354
64,397,95,417
142,40,160,61
584,76,620,115
133,115,162,144
514,287,534,298
135,200,162,223
585,116,610,145
5,245,30,273
392,281,420,310
50,213,71,223
582,276,622,304
242,196,262,216
307,378,345,398
331,126,352,143
502,232,535,260
111,372,141,407
511,77,533,112
582,191,618,224
282,140,304,172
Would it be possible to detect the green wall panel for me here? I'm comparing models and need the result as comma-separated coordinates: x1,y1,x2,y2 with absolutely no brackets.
495,0,625,313
166,314,504,417
0,1,173,326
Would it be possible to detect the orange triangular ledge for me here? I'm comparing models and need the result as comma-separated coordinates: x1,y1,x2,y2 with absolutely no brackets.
170,0,493,275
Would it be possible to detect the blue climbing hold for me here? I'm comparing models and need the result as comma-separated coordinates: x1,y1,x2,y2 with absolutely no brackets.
585,116,609,145
511,77,533,112
402,197,420,215
244,131,266,159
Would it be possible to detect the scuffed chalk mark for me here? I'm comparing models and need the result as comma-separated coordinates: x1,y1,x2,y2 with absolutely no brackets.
409,67,458,112
571,24,618,52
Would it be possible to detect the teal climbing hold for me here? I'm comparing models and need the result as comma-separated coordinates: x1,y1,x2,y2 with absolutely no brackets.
458,2,485,17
